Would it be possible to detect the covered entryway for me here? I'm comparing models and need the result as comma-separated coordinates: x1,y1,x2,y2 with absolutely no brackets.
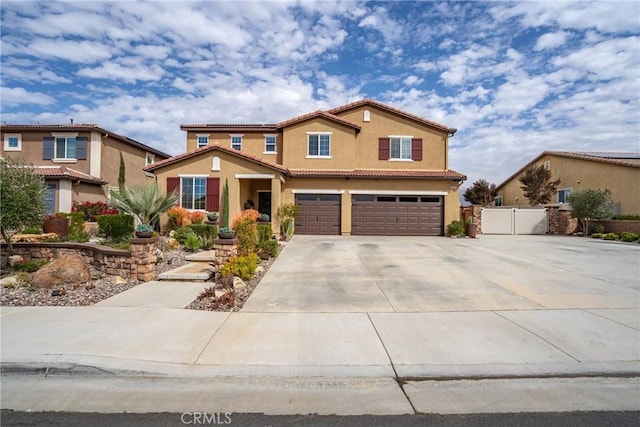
482,208,548,235
295,194,341,235
351,195,444,236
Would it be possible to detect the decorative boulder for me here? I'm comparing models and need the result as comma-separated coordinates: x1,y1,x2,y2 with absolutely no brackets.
31,254,91,290
8,255,24,267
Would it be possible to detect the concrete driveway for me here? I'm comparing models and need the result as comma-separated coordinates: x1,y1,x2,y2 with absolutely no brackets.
242,235,640,314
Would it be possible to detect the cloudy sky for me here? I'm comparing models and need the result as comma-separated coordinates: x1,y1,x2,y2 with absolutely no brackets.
1,1,639,189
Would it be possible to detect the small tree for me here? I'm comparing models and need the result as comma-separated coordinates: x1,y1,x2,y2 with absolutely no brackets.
220,179,230,229
0,158,47,254
518,164,561,206
109,181,178,227
463,179,497,206
118,151,126,188
567,189,614,235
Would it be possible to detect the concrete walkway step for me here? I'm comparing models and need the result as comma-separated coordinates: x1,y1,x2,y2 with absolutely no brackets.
96,281,210,308
157,262,214,282
185,250,216,262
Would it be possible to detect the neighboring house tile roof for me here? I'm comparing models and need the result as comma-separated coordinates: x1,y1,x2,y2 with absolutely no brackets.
0,124,171,158
35,166,105,184
288,169,466,180
275,110,361,130
496,151,640,190
327,99,456,134
145,143,288,173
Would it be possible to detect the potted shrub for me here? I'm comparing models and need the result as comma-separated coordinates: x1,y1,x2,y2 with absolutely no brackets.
258,213,270,222
207,211,219,222
43,213,69,239
465,217,477,238
135,223,154,238
218,226,235,239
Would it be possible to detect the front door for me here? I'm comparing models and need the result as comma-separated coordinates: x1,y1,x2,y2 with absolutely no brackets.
258,191,272,216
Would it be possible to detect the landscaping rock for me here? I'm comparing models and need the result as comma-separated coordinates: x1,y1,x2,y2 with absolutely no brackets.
10,233,58,243
233,276,246,291
113,276,127,285
31,254,90,290
8,255,24,267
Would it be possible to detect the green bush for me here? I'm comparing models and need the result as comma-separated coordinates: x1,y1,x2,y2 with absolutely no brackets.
620,232,639,242
183,232,202,252
591,233,604,239
258,240,279,259
188,224,217,249
447,220,465,236
220,254,260,280
21,226,42,234
97,214,134,242
257,223,273,244
13,259,48,273
66,212,89,242
603,232,619,240
587,223,605,235
172,226,193,245
612,214,640,220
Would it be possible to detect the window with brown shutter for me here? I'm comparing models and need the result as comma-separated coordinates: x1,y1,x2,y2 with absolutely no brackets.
167,177,179,203
206,177,220,212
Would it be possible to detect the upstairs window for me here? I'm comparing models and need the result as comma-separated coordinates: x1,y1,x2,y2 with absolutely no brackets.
196,134,209,148
307,133,331,157
56,137,76,159
390,137,412,160
264,135,277,153
379,137,422,161
145,153,155,166
4,134,21,151
231,134,243,150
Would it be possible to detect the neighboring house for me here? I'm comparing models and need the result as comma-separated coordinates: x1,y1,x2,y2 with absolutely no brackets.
146,99,466,236
494,151,640,215
1,123,170,214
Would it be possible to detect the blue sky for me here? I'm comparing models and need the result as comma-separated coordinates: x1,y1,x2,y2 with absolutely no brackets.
1,1,639,189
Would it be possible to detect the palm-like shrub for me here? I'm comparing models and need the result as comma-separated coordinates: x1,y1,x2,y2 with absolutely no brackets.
109,182,179,226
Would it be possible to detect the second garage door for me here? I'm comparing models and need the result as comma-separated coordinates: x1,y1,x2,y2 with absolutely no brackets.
295,194,341,235
352,195,444,236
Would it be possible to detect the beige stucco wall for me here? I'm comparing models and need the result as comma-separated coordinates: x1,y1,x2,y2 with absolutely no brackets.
333,105,449,170
283,177,461,235
185,131,284,165
101,135,158,189
497,154,640,214
152,150,286,233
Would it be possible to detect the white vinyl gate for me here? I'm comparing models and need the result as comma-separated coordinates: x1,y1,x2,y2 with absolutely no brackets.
481,208,548,235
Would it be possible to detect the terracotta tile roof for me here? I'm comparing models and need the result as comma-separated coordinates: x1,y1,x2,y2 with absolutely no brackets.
180,124,278,132
275,110,361,130
288,168,466,180
0,124,170,158
327,99,455,134
496,151,640,190
35,166,105,184
144,143,288,173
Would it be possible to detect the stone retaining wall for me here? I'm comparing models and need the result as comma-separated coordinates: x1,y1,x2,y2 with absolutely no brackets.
547,206,578,235
591,220,640,234
1,238,158,282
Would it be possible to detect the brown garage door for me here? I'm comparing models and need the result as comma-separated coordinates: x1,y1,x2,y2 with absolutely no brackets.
351,195,443,236
295,194,341,235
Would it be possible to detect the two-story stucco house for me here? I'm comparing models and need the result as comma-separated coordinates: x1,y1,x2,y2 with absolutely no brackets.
145,99,466,236
1,123,170,214
494,151,640,215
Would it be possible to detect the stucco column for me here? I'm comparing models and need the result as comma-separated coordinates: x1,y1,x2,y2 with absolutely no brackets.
271,177,282,236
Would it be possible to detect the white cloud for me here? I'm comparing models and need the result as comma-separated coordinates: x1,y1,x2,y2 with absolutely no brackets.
26,39,115,63
534,31,568,51
1,87,55,107
403,75,423,86
77,62,165,83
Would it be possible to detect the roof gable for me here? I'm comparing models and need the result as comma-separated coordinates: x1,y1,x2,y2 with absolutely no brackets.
496,151,640,190
327,99,455,134
144,143,287,173
275,110,360,130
